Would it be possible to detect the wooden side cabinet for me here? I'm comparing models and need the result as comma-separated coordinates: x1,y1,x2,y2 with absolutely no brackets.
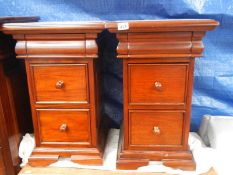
2,22,108,166
107,20,219,170
0,17,38,175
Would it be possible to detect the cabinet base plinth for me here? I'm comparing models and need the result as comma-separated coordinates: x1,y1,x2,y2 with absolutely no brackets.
28,147,103,167
117,144,196,170
29,155,59,167
163,159,196,171
117,158,149,170
117,156,196,171
71,155,103,165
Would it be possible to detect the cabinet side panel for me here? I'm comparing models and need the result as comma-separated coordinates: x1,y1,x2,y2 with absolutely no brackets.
25,60,41,146
123,60,129,149
183,58,195,149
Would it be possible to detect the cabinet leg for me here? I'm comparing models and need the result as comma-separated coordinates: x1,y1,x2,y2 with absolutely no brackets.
116,158,149,170
28,155,59,167
71,155,103,165
162,158,196,171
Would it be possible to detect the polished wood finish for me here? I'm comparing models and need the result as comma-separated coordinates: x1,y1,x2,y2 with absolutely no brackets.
31,64,89,103
2,22,108,166
31,147,101,157
0,17,39,175
162,159,196,171
129,110,184,147
107,20,217,58
119,150,193,160
2,19,218,170
38,109,90,144
3,22,105,33
128,64,187,105
28,155,59,167
3,23,103,59
108,20,219,170
71,155,103,165
116,159,148,170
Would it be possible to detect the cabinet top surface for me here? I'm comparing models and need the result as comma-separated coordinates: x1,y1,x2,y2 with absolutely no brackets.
2,21,105,34
1,19,218,34
106,19,219,32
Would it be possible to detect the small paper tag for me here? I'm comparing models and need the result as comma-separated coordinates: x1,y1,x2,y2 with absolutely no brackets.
117,22,129,30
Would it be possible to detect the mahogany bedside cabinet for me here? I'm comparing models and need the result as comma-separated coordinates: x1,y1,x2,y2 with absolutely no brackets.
2,22,108,166
107,19,218,170
0,16,39,175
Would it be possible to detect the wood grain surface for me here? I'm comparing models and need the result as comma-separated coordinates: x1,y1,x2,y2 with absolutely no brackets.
32,64,89,104
112,19,218,170
1,19,218,170
2,21,109,167
129,110,184,146
38,109,90,143
128,63,188,105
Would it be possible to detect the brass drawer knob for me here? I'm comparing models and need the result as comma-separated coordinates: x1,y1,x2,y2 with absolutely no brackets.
153,126,160,135
56,80,64,89
60,124,67,132
154,81,162,90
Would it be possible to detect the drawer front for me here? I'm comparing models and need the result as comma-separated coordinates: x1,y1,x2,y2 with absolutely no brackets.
32,64,89,104
38,109,90,144
128,64,188,105
129,110,184,146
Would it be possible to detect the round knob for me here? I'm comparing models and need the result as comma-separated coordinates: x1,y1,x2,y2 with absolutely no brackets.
154,81,162,90
59,124,67,132
55,80,64,89
153,126,160,135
